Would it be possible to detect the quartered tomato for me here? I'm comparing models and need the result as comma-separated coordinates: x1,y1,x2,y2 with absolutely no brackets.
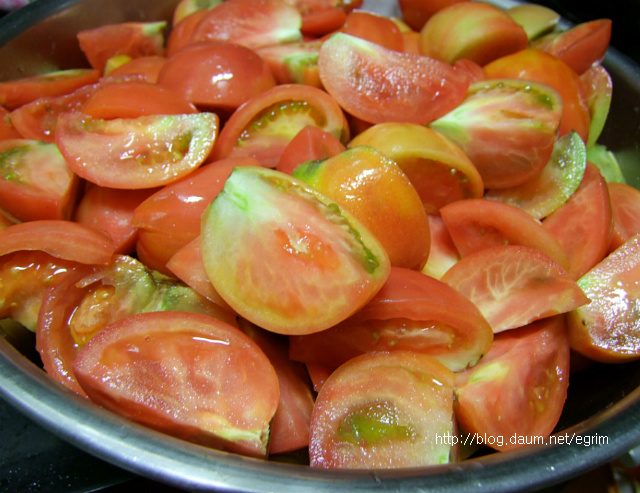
289,266,493,373
256,41,323,88
55,111,218,189
567,235,640,363
581,63,613,149
318,32,469,125
455,316,570,451
341,9,404,51
420,214,460,279
211,84,349,168
172,0,222,25
276,125,346,175
429,78,563,189
441,245,589,333
200,166,390,335
72,310,280,458
309,350,456,468
166,9,210,57
0,107,20,140
398,0,471,31
419,1,528,66
607,182,640,252
0,139,79,222
300,6,347,37
105,55,167,83
506,3,559,40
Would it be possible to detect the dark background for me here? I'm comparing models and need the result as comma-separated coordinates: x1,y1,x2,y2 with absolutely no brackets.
1,1,640,492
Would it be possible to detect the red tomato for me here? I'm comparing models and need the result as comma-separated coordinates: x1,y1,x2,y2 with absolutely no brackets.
166,9,209,57
135,229,189,276
72,311,280,458
0,220,116,265
581,63,613,148
398,0,470,31
440,198,569,270
607,182,640,251
342,10,404,51
567,235,640,363
455,316,570,451
211,84,349,168
0,69,100,110
0,106,21,140
300,6,347,37
256,41,323,88
420,214,459,279
419,1,528,66
77,21,166,73
105,55,167,83
532,19,612,75
172,0,221,26
200,166,391,335
190,0,302,49
318,32,469,125
55,111,218,189
542,162,613,279
74,184,158,255
289,266,493,372
0,139,79,222
309,350,456,468
441,245,589,333
484,48,591,143
157,41,276,113
276,125,346,175
81,81,198,119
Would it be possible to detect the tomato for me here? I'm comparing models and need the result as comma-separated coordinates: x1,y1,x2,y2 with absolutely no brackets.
256,41,323,88
0,220,115,265
293,145,431,269
238,318,315,455
77,21,167,73
568,235,640,363
0,69,100,110
318,32,468,125
398,0,470,31
81,81,198,119
430,78,563,189
419,2,528,66
55,111,218,189
452,58,486,84
135,229,190,276
309,350,456,468
200,166,390,335
72,310,280,457
440,198,569,270
542,162,613,279
157,41,276,113
348,122,483,214
74,184,158,255
581,63,613,149
531,19,612,75
455,316,570,451
0,106,20,140
172,0,221,25
289,266,493,372
420,214,459,279
166,9,209,57
441,245,589,333
276,125,346,175
485,131,587,220
105,55,167,83
484,48,591,143
300,6,347,37
190,0,302,49
341,9,404,51
211,84,349,168
0,139,79,222
506,3,560,40
607,182,640,251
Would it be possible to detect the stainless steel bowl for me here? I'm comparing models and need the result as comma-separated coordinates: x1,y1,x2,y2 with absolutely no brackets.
1,1,640,491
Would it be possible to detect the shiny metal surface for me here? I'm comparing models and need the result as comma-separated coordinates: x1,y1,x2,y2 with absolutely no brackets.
1,0,640,491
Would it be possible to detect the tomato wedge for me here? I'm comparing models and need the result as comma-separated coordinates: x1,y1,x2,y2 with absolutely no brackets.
276,125,346,175
441,245,589,333
318,32,469,124
200,166,390,335
455,316,570,451
607,182,640,251
55,111,218,189
72,311,280,458
309,350,456,468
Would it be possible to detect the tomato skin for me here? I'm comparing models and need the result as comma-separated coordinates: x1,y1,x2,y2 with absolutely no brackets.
157,41,276,112
55,111,218,189
276,125,346,175
256,41,323,88
318,32,469,125
607,182,640,252
72,311,280,458
212,84,349,168
419,2,528,66
542,162,613,279
441,245,589,333
581,63,613,149
309,350,456,468
166,10,209,57
135,229,189,276
455,316,570,451
341,10,404,51
300,6,347,37
0,220,116,265
398,0,470,31
421,214,459,279
0,107,21,140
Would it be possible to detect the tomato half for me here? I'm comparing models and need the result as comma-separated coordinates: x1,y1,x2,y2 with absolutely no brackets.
211,84,349,168
455,316,570,451
309,350,456,468
441,245,589,333
200,166,391,335
72,310,280,458
55,111,218,189
318,32,468,125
